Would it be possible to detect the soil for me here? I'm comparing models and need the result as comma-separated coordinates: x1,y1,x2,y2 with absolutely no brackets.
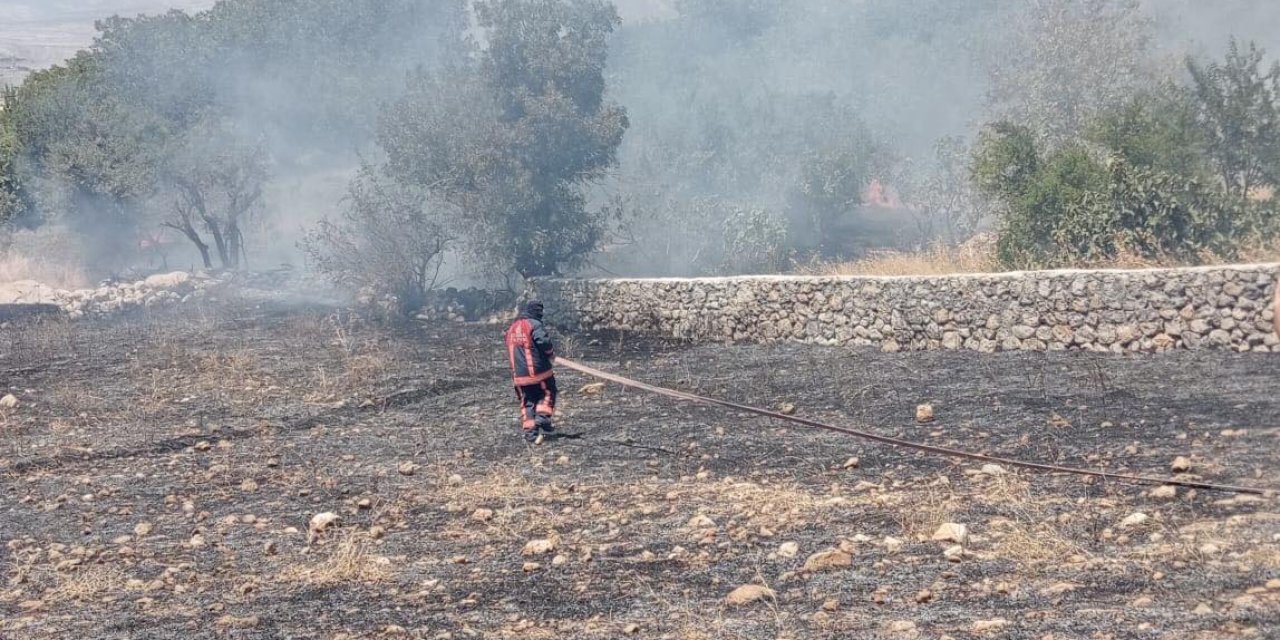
1,296,1277,639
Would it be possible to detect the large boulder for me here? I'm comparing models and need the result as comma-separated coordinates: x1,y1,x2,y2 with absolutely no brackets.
143,271,193,290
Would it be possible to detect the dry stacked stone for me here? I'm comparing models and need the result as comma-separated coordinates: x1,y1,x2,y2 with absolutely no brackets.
533,265,1280,353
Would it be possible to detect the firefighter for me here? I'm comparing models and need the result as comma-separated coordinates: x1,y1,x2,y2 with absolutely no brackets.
505,300,558,443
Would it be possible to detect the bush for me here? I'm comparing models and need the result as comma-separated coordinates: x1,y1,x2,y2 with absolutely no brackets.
302,166,452,315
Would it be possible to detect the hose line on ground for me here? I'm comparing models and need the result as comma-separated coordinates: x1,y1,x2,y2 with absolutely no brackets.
556,357,1272,496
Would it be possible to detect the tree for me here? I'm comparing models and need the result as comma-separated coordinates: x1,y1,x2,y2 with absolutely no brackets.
972,123,1109,267
303,165,452,314
1087,84,1210,180
380,0,628,278
984,0,1155,145
900,136,986,245
1187,39,1280,200
160,120,269,269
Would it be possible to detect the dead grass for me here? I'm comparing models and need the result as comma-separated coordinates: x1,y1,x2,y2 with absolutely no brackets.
801,233,1280,277
278,532,393,587
41,565,128,604
890,481,957,540
0,251,90,290
802,238,999,277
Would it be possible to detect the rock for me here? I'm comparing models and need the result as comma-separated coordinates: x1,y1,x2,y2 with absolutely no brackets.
472,508,494,523
1149,485,1178,499
687,514,716,529
980,464,1006,476
778,541,799,558
369,526,386,540
522,562,541,572
883,536,904,553
447,474,464,486
777,402,797,415
915,404,935,423
842,457,859,469
0,394,18,409
724,584,775,606
522,535,559,556
552,554,568,567
802,549,853,572
143,271,191,289
579,382,605,395
397,462,418,476
931,523,968,544
308,512,342,542
1193,603,1213,615
623,623,641,635
915,589,933,603
1131,596,1154,607
972,619,1010,633
888,620,917,634
943,545,965,561
194,441,211,452
1171,456,1193,473
1120,512,1149,529
188,533,206,548
133,522,153,537
215,615,260,629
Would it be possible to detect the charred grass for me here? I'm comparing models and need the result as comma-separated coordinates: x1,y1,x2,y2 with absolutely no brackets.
0,301,1278,638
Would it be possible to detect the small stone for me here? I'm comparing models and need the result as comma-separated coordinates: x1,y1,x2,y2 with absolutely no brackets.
1120,512,1149,528
447,474,463,486
472,508,494,522
579,382,605,395
216,615,260,629
240,479,258,492
1193,603,1213,615
842,457,859,469
1171,456,1192,473
0,394,18,408
778,402,797,416
980,464,1005,476
308,512,342,541
687,514,716,529
724,584,775,606
623,623,640,635
357,498,372,509
383,625,407,636
522,562,541,572
369,526,386,540
263,541,278,555
972,619,1010,633
778,541,799,558
522,535,559,556
1132,596,1153,607
188,533,206,548
943,545,965,562
803,550,853,572
134,522,154,537
888,620,917,634
915,404,935,423
883,536,904,553
915,589,933,603
552,554,568,567
932,523,968,544
194,441,211,452
397,462,418,476
1149,485,1177,499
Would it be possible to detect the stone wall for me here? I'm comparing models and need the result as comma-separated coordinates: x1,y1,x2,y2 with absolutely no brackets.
533,264,1280,353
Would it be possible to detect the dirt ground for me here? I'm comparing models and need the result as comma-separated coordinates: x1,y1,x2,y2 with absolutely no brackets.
1,297,1278,639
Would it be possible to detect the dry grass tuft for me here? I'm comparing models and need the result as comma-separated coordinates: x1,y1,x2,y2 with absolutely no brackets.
891,482,956,540
802,238,999,277
42,565,127,604
801,233,1280,277
278,533,393,587
990,519,1085,568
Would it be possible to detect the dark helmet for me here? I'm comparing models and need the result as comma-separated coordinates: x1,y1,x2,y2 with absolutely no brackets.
524,299,545,319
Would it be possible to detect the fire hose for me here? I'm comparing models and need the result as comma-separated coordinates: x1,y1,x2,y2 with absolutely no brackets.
556,357,1273,496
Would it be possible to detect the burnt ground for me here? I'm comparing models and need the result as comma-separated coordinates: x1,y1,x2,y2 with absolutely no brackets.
0,297,1278,640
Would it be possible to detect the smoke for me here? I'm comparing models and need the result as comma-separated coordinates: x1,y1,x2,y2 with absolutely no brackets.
3,0,1279,283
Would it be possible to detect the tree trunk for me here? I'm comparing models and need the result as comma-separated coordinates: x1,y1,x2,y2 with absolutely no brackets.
207,221,230,269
